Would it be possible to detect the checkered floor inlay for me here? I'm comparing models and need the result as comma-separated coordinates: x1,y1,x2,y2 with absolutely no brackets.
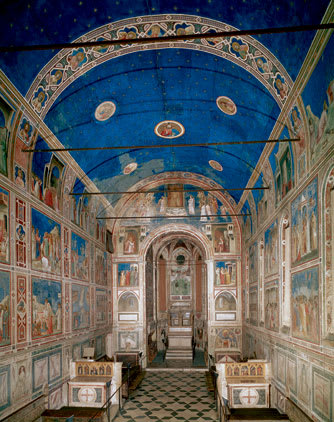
114,371,218,421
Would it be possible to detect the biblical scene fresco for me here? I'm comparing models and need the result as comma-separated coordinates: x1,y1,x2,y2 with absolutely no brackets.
118,263,139,287
291,177,318,266
121,184,234,228
72,284,90,330
32,278,62,338
302,36,334,165
292,267,319,343
0,96,14,178
264,220,278,276
214,327,241,349
215,292,236,311
213,224,235,254
70,178,91,233
269,133,294,204
215,261,237,286
31,208,61,275
95,249,107,285
0,187,9,264
264,280,279,332
123,228,139,255
241,200,252,241
71,232,89,281
249,242,258,283
0,271,10,346
96,288,107,324
31,137,65,212
249,285,258,326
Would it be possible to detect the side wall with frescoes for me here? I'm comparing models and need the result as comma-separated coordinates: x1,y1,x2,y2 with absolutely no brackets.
241,34,334,422
0,75,112,420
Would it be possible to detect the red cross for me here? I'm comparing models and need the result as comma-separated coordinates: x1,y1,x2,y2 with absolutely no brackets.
240,389,258,404
81,388,95,402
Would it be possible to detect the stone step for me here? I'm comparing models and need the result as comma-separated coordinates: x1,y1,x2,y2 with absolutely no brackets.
165,348,193,360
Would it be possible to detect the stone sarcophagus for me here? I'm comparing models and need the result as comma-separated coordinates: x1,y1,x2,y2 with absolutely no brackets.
68,361,122,408
216,360,271,409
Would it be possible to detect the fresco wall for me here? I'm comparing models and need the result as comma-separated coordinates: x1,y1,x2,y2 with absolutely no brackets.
0,81,112,421
242,33,334,422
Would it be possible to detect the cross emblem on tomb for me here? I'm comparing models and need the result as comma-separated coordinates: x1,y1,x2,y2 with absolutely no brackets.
79,387,96,403
239,388,258,405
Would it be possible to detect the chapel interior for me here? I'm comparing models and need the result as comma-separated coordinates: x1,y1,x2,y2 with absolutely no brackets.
0,0,333,421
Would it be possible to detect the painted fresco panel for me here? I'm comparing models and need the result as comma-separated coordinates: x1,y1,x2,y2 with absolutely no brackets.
31,208,61,274
69,179,91,233
95,248,107,285
123,228,139,255
214,327,241,350
277,352,286,385
291,267,319,343
31,137,65,212
71,232,89,281
291,177,318,266
16,275,27,344
32,356,48,392
264,220,278,276
15,198,26,268
96,288,107,324
32,278,62,338
215,261,236,286
118,263,139,287
0,365,10,411
297,359,310,407
0,186,9,264
12,360,31,403
264,280,279,332
312,369,331,421
49,350,62,384
286,357,297,395
118,331,139,351
72,284,90,330
0,270,10,346
249,285,258,326
249,242,258,283
118,292,139,312
215,292,236,311
213,224,234,254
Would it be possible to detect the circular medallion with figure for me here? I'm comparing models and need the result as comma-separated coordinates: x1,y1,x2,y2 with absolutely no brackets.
216,96,237,115
209,160,223,171
95,101,116,121
154,120,185,139
123,162,138,175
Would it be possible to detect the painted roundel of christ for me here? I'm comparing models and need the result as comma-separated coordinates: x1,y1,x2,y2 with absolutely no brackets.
95,101,116,121
209,160,223,171
154,120,185,139
216,96,237,115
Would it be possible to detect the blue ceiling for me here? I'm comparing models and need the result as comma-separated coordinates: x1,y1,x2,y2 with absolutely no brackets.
0,0,331,205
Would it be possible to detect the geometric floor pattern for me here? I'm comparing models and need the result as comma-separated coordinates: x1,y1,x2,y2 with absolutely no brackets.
113,371,218,421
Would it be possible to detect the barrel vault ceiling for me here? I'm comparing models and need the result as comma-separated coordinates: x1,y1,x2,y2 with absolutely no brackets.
0,0,332,211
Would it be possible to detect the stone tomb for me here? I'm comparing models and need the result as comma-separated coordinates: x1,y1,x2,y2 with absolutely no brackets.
216,360,271,409
68,361,122,408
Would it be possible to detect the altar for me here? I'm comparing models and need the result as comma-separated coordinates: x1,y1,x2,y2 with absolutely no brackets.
216,360,271,409
68,360,122,408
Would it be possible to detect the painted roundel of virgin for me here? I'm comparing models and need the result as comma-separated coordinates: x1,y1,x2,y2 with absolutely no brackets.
154,120,185,139
95,101,116,121
216,96,237,115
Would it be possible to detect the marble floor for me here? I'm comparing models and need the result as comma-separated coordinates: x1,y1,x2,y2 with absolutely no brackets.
113,370,218,422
